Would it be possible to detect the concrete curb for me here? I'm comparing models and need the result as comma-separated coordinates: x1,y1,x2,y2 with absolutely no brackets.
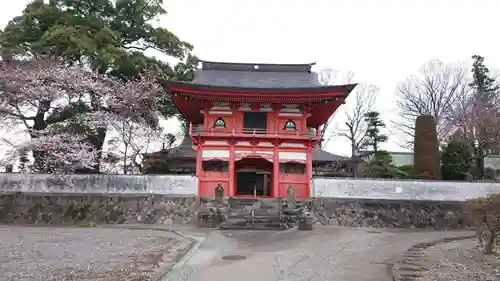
152,237,197,281
391,235,476,281
99,225,199,281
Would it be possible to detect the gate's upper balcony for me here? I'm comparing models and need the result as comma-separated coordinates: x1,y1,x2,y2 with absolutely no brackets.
189,123,321,140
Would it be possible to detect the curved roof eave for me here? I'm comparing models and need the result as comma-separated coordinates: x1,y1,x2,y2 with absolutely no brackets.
160,79,358,95
199,60,317,67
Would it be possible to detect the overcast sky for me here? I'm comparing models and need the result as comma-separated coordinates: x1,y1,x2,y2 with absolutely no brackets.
2,0,500,158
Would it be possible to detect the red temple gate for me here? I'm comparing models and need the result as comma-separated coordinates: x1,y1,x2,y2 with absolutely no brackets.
161,61,356,199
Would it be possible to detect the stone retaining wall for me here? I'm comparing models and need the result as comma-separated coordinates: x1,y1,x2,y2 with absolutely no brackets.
313,198,470,229
0,193,472,229
0,193,197,225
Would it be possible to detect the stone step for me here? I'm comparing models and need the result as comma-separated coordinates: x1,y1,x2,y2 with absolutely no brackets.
229,198,282,205
228,213,281,219
225,219,248,226
220,222,285,230
230,205,280,211
227,215,283,222
230,199,255,204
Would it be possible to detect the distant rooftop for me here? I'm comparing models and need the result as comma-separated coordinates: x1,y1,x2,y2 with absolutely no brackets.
359,150,413,167
190,60,322,89
312,150,350,163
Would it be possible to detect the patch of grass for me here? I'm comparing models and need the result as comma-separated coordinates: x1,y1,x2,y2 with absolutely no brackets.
77,222,96,228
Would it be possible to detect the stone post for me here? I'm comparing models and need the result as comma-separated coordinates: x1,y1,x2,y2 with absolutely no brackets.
287,184,296,210
215,183,224,205
5,164,13,173
213,183,225,227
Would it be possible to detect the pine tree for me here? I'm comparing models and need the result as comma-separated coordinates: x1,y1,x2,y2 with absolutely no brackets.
441,139,472,181
470,55,498,103
364,151,401,178
362,111,387,153
469,55,499,179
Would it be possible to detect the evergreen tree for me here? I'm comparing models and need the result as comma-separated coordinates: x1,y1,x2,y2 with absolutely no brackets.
397,164,416,179
363,151,401,178
468,55,499,179
0,0,198,172
360,111,399,178
441,139,472,181
362,111,387,153
470,55,498,102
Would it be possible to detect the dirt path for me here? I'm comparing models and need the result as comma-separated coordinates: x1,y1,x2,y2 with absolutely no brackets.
0,226,192,281
420,238,499,281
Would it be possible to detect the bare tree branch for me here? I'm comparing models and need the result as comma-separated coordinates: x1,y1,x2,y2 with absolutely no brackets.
105,119,178,174
332,83,379,156
317,68,356,148
394,60,470,149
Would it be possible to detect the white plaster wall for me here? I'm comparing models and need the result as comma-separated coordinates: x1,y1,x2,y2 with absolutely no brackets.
311,177,500,201
8,174,500,200
279,152,307,161
0,174,198,195
202,149,230,158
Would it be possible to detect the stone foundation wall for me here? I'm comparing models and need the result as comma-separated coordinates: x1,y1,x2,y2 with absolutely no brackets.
313,198,470,229
0,193,473,229
0,193,197,225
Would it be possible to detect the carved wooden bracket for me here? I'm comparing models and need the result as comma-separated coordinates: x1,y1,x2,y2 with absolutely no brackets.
234,153,273,162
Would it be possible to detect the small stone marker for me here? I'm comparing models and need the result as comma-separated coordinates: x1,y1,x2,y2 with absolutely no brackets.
5,164,13,173
287,184,296,209
215,183,224,205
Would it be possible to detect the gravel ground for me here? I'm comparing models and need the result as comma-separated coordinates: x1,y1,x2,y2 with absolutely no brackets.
0,226,192,281
419,238,499,281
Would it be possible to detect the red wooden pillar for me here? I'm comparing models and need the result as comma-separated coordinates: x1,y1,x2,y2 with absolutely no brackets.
306,146,312,198
273,146,280,197
195,145,203,196
229,144,235,197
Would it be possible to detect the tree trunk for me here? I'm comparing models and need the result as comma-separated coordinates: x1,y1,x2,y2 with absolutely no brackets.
86,127,107,173
485,229,496,254
474,146,485,180
31,102,49,172
123,144,128,175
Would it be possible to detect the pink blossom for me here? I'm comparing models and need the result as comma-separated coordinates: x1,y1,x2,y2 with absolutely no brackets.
27,132,98,173
0,58,166,175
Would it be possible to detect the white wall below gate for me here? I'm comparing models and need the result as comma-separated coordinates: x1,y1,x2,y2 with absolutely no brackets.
0,174,198,195
5,173,500,200
311,177,500,201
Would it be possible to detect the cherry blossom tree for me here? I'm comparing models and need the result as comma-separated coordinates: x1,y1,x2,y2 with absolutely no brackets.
0,58,167,174
447,92,500,178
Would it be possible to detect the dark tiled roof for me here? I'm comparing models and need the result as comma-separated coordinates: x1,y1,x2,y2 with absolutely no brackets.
189,61,321,89
151,142,347,163
312,150,350,162
201,61,316,72
165,135,196,159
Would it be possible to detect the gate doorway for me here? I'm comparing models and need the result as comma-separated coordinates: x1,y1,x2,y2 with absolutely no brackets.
235,157,272,197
